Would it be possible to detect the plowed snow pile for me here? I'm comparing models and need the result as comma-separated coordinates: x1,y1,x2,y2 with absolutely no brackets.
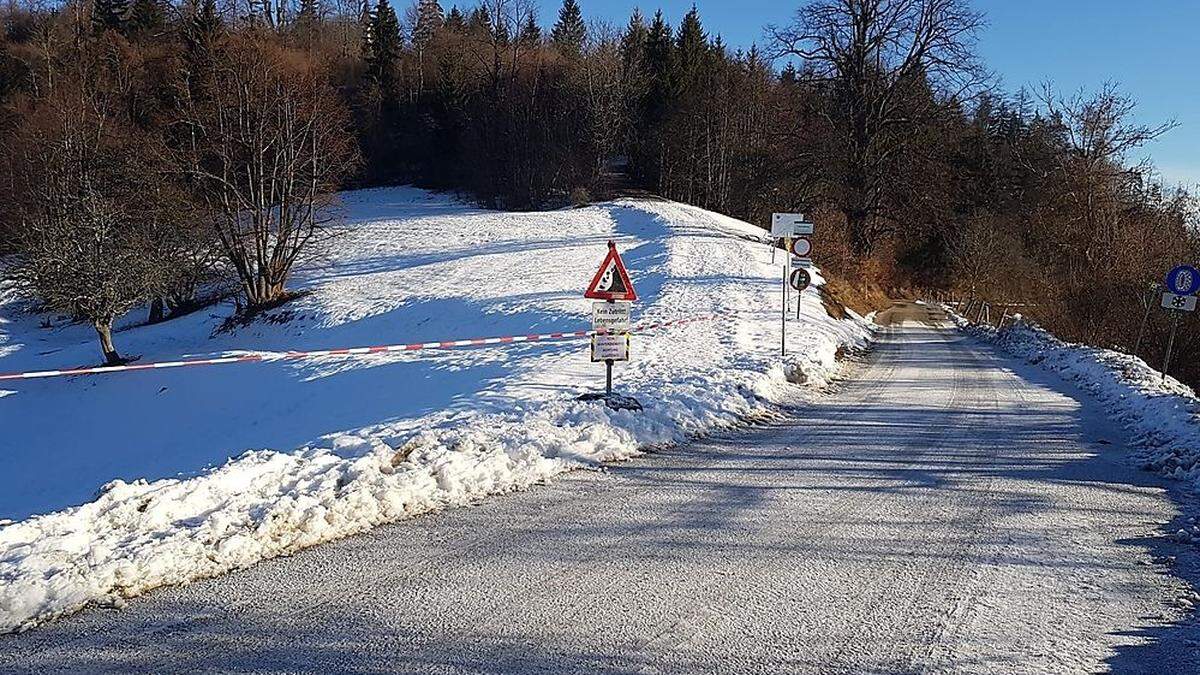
0,188,870,632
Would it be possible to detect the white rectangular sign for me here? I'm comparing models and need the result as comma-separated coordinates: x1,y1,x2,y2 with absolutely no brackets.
591,334,630,362
1162,292,1198,312
772,213,814,238
592,301,632,333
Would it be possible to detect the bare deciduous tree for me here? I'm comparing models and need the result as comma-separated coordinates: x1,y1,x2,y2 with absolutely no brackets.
12,66,180,364
177,34,357,310
1040,82,1178,277
769,0,986,257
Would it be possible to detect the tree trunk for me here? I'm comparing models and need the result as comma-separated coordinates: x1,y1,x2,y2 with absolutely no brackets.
94,319,122,366
243,276,289,311
847,207,873,258
148,297,165,324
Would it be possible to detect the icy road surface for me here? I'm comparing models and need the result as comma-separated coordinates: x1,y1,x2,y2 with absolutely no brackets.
1,311,1191,673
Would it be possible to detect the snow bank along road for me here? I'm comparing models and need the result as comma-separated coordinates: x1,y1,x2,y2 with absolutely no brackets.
1,306,1195,673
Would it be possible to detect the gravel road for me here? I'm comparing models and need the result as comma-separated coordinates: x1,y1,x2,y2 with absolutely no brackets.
1,307,1191,673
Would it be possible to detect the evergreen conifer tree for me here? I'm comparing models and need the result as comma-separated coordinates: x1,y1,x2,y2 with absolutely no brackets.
129,0,164,35
366,0,402,90
92,0,130,34
412,0,443,50
519,12,540,47
550,0,585,58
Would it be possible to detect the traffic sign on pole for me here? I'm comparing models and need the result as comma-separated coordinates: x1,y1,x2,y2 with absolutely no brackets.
583,242,638,402
1165,265,1200,296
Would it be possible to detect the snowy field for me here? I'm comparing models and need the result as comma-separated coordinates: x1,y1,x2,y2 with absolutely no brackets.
0,188,871,632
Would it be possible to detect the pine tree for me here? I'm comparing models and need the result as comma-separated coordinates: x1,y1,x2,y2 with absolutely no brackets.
128,0,164,35
92,0,130,33
185,0,221,49
359,0,374,56
181,0,222,102
466,6,491,35
366,0,401,90
620,8,647,77
519,12,540,47
629,9,674,189
492,13,510,46
675,5,707,83
444,5,465,31
644,9,673,91
780,62,798,85
412,0,443,50
550,0,585,59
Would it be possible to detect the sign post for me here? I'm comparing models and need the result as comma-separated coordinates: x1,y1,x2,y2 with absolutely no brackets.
1159,265,1199,381
781,259,787,356
790,268,812,321
1163,312,1181,380
771,214,815,356
1134,282,1160,357
584,242,638,402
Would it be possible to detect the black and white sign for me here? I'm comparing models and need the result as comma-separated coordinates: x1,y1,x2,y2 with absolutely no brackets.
591,334,630,362
789,268,812,292
1162,292,1198,312
592,301,632,333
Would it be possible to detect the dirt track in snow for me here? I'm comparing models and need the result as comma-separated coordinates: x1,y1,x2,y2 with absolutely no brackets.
2,308,1193,673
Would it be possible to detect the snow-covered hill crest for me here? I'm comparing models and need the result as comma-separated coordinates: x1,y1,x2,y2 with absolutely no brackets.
0,188,870,633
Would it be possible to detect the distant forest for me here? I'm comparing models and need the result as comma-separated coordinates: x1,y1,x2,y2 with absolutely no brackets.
0,0,1197,385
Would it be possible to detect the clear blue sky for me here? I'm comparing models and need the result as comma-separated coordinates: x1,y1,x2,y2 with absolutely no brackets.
525,0,1200,188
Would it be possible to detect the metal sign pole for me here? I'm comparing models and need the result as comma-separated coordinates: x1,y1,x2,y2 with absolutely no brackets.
606,298,615,397
1163,312,1181,382
781,260,787,357
1134,296,1153,357
785,255,791,327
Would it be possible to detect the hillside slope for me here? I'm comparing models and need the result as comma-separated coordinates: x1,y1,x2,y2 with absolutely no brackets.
0,188,871,632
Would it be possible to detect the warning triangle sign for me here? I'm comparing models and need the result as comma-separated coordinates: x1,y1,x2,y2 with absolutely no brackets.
584,242,638,301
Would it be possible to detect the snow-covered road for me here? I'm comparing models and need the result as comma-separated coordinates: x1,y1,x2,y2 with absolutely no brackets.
1,311,1193,673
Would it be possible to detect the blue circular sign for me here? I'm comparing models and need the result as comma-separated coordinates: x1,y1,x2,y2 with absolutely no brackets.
1166,265,1200,295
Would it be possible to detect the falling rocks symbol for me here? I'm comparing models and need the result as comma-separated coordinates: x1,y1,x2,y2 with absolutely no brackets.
597,261,628,296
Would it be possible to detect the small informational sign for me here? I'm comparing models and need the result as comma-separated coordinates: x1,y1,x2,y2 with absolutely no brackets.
1166,265,1200,296
591,333,630,362
771,213,815,238
592,301,632,333
790,268,812,292
1162,292,1198,312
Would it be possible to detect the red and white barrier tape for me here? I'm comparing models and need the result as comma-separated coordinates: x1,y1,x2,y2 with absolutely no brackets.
0,315,718,382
